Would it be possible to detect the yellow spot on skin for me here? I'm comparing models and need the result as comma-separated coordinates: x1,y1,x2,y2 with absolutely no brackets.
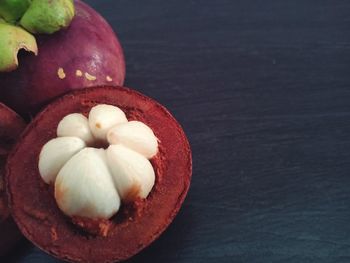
95,123,101,129
76,70,83,77
106,76,113,82
85,72,96,81
57,68,66,79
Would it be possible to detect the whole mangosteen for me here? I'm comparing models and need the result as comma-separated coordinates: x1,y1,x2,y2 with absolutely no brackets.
0,0,125,116
0,103,26,255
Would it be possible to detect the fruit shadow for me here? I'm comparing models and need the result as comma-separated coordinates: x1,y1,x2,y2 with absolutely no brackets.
2,239,34,262
125,202,194,263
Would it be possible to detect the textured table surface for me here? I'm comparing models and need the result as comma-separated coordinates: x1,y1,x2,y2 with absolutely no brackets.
3,0,350,262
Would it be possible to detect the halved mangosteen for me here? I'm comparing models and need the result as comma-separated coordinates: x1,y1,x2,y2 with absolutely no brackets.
6,86,192,262
0,103,26,255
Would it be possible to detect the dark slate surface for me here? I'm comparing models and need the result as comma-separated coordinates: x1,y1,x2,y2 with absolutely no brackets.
3,0,350,262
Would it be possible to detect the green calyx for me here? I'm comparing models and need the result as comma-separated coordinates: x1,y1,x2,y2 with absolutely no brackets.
0,21,38,72
0,0,31,23
0,0,75,72
20,0,75,34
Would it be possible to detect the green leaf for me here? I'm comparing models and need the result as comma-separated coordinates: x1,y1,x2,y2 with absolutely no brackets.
0,22,38,72
20,0,74,34
0,0,31,23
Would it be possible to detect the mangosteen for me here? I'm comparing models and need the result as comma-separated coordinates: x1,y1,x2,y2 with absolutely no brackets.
0,103,26,255
6,86,192,262
0,0,125,116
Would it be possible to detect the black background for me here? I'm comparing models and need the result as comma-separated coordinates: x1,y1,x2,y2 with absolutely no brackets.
4,0,350,262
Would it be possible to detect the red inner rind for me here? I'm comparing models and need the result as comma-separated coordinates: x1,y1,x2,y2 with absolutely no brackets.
6,86,192,263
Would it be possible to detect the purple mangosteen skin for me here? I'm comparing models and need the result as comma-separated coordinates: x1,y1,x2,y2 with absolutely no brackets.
0,0,125,116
